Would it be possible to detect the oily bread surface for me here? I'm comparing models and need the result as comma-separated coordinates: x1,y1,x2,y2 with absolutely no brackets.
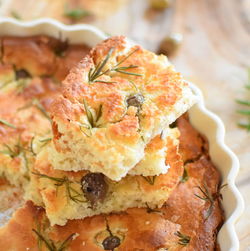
49,35,197,180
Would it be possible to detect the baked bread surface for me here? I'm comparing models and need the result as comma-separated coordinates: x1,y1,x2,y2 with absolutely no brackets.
27,127,182,226
0,35,223,251
0,116,224,251
49,36,197,180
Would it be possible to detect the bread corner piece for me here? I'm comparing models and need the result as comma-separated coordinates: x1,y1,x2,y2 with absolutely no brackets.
49,35,196,181
27,129,183,226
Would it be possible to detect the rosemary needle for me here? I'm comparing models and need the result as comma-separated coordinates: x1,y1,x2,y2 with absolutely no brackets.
88,47,143,83
0,119,16,129
236,68,250,131
64,8,91,20
141,176,156,185
236,99,250,106
174,231,191,246
237,110,250,116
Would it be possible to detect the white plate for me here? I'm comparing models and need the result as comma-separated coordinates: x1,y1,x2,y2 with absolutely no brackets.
0,17,244,251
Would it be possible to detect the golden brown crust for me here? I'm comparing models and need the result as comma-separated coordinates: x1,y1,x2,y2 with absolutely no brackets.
0,35,223,250
27,132,183,225
0,114,223,251
49,36,196,180
0,36,90,188
1,36,90,81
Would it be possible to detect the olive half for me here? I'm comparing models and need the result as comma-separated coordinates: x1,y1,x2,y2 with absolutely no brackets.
81,173,108,207
102,236,121,250
126,93,144,109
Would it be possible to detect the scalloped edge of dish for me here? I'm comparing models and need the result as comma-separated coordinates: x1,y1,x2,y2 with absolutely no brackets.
0,17,244,251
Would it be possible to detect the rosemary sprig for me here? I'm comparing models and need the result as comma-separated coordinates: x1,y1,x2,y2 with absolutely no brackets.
141,176,156,185
0,137,32,171
80,99,103,135
174,231,191,246
32,172,86,203
18,99,51,122
64,8,91,20
39,138,52,143
236,100,250,106
194,184,227,220
0,118,16,129
88,48,142,83
0,144,21,158
83,98,94,127
0,136,24,158
194,185,214,219
238,123,250,131
236,69,250,131
32,228,76,251
39,137,52,148
88,48,114,82
237,110,250,115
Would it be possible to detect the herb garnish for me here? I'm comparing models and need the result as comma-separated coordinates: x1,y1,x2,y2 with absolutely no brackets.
0,137,33,171
194,184,214,219
32,228,76,251
32,172,86,203
79,99,103,136
174,231,191,246
39,137,52,148
18,99,51,122
194,184,227,220
64,8,91,20
0,137,31,158
236,69,250,131
88,47,142,83
142,175,156,185
0,118,16,129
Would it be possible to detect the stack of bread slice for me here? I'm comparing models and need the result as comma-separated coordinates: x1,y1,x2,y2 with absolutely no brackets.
27,36,197,226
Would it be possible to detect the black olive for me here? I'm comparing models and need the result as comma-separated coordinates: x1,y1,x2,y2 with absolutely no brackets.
126,93,144,109
81,173,108,207
102,236,121,250
15,69,31,79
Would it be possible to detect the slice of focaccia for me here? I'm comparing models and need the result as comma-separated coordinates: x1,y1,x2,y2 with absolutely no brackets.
27,130,183,226
49,36,196,180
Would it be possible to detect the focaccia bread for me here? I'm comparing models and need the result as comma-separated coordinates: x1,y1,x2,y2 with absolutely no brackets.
0,36,90,189
0,65,55,188
129,128,179,176
27,129,183,226
2,35,90,81
49,36,196,180
0,129,223,251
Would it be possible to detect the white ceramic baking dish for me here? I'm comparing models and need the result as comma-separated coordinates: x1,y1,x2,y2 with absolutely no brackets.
0,17,244,251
